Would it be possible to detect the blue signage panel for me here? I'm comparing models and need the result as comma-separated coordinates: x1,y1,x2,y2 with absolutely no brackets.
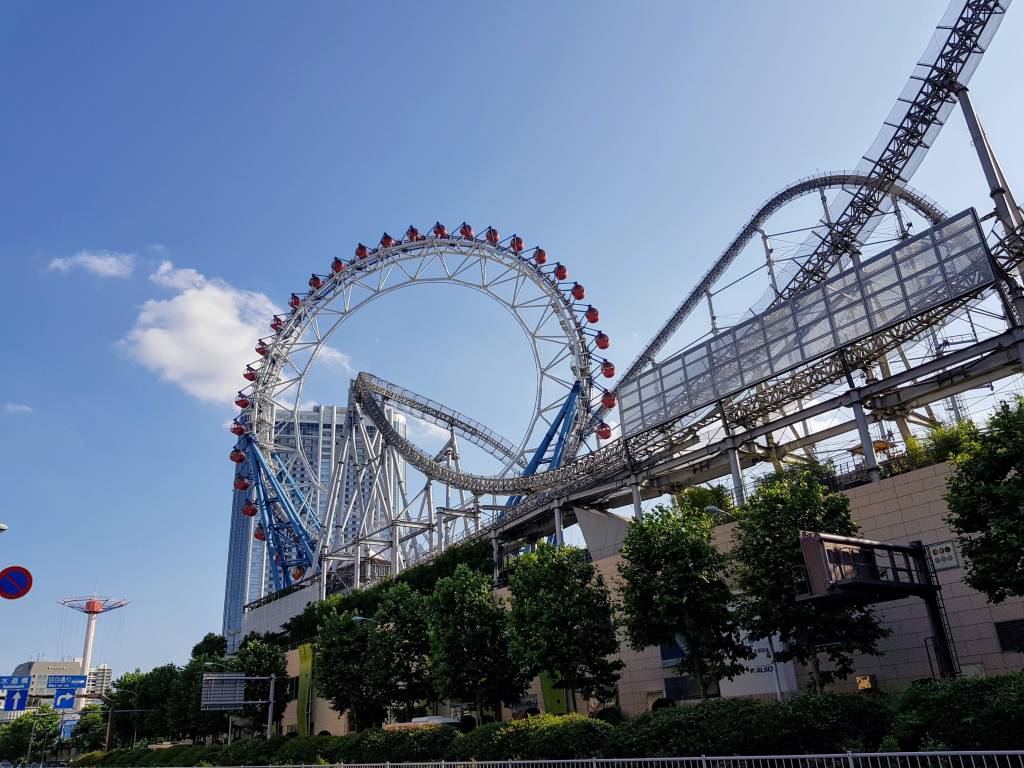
53,689,77,710
0,676,30,689
3,689,27,711
61,718,79,740
47,675,87,689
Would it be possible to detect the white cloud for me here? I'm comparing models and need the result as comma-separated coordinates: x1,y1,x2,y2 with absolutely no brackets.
316,345,352,372
404,414,451,445
3,403,34,415
49,250,135,278
121,261,280,404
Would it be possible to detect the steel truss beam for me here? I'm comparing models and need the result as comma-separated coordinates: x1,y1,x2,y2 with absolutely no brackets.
601,173,946,420
775,0,1009,300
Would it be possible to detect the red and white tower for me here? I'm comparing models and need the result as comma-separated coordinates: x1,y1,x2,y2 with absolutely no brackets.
59,596,128,709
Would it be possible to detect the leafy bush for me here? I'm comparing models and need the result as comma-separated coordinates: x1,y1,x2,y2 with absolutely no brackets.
777,692,892,752
499,713,614,759
71,751,106,767
612,698,786,757
888,673,1024,750
443,721,508,761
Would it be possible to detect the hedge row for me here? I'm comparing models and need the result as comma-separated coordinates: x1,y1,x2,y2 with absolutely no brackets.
74,673,1024,766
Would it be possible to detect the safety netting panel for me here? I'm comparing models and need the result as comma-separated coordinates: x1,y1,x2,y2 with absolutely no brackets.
619,208,994,436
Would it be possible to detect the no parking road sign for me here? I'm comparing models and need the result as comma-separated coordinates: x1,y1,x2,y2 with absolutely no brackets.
0,566,32,600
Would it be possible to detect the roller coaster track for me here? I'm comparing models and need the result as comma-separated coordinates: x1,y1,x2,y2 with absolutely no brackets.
774,0,1010,299
357,373,526,470
599,173,946,421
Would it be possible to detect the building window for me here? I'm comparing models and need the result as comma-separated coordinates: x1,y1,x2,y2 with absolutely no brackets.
995,619,1024,653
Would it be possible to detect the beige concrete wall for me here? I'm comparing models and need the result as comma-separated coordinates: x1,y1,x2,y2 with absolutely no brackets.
842,462,1024,688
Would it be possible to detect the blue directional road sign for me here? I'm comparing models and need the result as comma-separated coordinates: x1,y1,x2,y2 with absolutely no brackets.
53,689,77,710
47,675,87,689
0,676,30,689
3,689,27,711
61,718,79,740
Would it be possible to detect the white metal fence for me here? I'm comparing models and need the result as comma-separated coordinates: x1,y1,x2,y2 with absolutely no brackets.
150,752,1024,768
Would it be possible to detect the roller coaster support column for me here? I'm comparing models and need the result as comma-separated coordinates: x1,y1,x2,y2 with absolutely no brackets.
852,397,881,483
553,507,565,546
718,402,745,505
757,228,780,298
955,85,1023,249
491,533,500,581
630,484,643,521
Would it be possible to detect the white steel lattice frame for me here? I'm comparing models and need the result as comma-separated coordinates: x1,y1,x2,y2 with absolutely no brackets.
236,230,606,584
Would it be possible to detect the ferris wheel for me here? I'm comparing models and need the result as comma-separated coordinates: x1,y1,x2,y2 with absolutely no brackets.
228,222,616,590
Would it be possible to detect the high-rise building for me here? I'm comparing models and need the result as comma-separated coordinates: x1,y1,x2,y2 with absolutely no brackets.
222,399,405,651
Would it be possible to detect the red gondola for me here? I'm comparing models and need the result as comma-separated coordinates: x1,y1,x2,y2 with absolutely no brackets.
271,316,285,332
291,566,306,581
571,283,585,301
230,421,246,436
235,394,251,409
601,361,615,378
534,248,547,265
485,227,500,245
601,391,617,409
289,294,302,309
230,448,246,464
254,524,266,542
241,500,257,517
433,222,448,237
233,476,250,491
243,366,257,382
406,226,422,241
595,332,610,350
331,257,345,273
596,422,612,440
380,233,396,248
355,243,369,259
255,342,270,357
585,306,599,323
554,263,568,281
510,235,524,253
308,274,323,290
459,222,474,239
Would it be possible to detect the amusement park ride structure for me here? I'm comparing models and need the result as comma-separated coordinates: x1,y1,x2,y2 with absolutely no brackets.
231,0,1024,602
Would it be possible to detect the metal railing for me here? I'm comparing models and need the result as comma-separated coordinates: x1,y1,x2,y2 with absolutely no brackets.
123,751,1024,768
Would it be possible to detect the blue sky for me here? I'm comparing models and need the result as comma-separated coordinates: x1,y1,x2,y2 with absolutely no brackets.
1,1,1022,676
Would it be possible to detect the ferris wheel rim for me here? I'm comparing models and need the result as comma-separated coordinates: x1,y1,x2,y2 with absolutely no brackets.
237,230,609,497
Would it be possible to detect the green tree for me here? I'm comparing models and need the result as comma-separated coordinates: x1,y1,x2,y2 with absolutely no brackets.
619,499,752,699
508,544,623,711
70,704,108,751
0,706,61,762
168,657,229,741
106,669,146,748
946,399,1024,602
134,663,181,740
732,468,888,689
235,637,288,730
191,632,228,659
315,610,387,729
428,564,527,720
367,582,434,720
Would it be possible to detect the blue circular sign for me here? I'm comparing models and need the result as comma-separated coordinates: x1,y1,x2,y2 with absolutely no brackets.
0,566,32,600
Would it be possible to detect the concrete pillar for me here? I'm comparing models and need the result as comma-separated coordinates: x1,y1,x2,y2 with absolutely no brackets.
728,447,746,505
851,400,881,483
491,533,500,581
553,507,565,546
630,484,643,520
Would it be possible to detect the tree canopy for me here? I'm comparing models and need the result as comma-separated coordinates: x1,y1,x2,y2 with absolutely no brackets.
732,468,888,689
619,497,751,698
946,399,1024,602
507,544,623,710
367,582,434,720
428,564,526,720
